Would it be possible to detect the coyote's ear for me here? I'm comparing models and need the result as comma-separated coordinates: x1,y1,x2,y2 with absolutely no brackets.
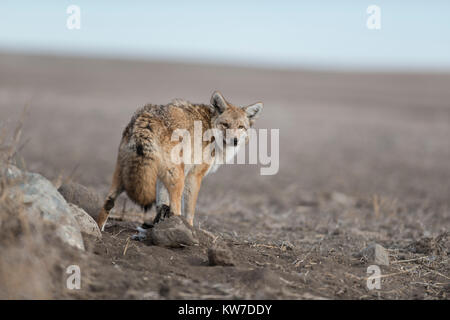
243,102,263,120
210,91,228,114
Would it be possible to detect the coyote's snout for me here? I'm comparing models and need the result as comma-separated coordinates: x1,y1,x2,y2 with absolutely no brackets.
96,91,263,230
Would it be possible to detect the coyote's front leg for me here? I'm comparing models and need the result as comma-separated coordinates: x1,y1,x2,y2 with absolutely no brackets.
183,165,208,225
159,165,185,218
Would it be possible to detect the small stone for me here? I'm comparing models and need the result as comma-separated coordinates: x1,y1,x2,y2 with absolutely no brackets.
356,243,390,266
331,228,341,236
331,192,356,207
208,246,235,266
149,215,198,248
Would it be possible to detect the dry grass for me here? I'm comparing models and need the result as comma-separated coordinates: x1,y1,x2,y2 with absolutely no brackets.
0,113,78,299
0,113,47,298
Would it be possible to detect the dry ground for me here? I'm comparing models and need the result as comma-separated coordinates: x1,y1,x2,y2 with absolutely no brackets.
0,53,449,299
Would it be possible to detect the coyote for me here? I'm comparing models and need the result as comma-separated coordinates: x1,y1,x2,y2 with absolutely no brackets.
96,91,263,230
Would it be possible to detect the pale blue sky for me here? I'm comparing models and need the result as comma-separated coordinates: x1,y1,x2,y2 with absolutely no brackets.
0,0,449,70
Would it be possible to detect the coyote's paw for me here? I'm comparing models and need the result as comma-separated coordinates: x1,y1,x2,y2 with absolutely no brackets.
153,204,173,224
131,226,148,241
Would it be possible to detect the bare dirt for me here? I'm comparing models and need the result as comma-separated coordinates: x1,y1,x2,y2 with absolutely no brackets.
0,53,449,299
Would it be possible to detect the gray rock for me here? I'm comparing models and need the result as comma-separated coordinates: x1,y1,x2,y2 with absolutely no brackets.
356,243,390,266
58,181,103,220
149,215,198,248
4,165,85,250
68,203,102,239
208,246,235,266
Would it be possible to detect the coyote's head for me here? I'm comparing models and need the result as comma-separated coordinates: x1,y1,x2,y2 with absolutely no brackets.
210,91,263,147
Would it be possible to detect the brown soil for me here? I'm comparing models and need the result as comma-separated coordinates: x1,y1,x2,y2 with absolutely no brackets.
0,53,449,299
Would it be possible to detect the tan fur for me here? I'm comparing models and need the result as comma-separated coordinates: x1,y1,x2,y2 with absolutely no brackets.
96,91,263,230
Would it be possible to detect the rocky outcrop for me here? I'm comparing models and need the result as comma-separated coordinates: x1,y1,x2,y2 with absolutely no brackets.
3,166,102,251
58,181,103,221
68,203,102,239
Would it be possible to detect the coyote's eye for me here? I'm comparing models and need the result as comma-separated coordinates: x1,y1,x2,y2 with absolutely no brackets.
238,125,245,130
221,123,229,128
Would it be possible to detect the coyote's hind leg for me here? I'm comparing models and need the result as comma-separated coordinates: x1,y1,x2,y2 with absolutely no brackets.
97,163,123,231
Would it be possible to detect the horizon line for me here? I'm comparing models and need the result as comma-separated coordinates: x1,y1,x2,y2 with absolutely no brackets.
2,47,450,75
